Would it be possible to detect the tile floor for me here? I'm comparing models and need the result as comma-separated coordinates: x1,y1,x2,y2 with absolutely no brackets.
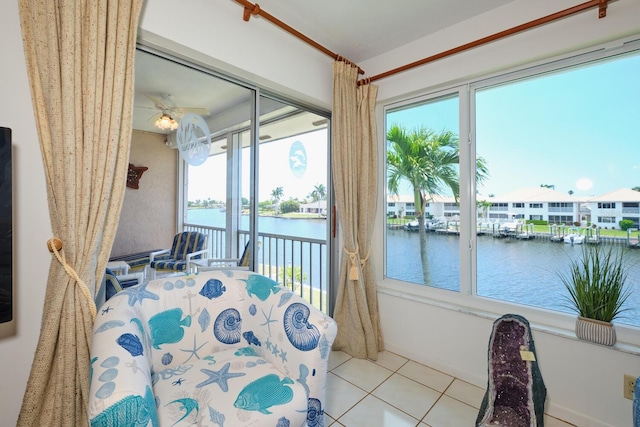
324,350,576,427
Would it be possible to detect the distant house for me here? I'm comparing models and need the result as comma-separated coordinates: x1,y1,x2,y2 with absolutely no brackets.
387,194,415,218
585,188,640,229
299,200,327,215
386,194,458,219
481,187,582,224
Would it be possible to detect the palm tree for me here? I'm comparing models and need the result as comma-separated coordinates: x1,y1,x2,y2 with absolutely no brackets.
271,186,284,215
387,125,488,285
478,199,493,222
313,183,326,215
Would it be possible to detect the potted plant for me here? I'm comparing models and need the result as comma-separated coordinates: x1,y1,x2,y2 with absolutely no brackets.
557,244,632,346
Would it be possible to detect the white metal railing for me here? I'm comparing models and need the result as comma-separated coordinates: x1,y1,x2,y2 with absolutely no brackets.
184,223,328,313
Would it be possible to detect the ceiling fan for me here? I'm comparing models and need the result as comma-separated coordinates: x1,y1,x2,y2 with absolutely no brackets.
139,94,210,131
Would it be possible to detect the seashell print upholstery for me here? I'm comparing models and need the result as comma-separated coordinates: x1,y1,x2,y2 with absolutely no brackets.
89,270,337,427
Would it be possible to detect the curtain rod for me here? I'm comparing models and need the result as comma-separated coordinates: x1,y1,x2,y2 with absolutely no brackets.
233,0,365,74
359,0,611,85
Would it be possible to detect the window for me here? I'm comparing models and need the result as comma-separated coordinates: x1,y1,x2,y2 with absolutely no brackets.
548,202,574,212
598,202,616,209
143,49,335,313
384,40,640,330
385,93,461,291
598,216,616,223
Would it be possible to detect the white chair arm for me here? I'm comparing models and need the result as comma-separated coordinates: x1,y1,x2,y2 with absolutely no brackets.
186,248,208,261
115,271,144,284
207,257,241,266
149,249,170,262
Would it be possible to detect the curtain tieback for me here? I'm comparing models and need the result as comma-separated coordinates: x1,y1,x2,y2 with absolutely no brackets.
343,243,371,281
47,238,97,319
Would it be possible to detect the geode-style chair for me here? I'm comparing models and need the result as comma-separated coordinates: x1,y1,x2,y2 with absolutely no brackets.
89,269,337,427
149,231,208,279
476,313,546,427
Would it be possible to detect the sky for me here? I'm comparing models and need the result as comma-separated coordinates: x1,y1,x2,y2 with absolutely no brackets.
387,51,640,198
189,50,639,204
188,129,328,203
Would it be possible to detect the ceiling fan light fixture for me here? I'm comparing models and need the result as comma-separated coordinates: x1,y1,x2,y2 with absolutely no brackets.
154,114,179,131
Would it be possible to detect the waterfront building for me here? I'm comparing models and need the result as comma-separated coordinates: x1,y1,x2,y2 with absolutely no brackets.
388,186,640,228
299,200,327,215
586,188,640,229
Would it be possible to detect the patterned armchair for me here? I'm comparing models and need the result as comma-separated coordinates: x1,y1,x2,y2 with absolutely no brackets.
149,231,208,279
89,270,337,427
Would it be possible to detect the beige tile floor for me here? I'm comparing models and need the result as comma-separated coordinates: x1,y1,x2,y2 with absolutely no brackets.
324,350,576,427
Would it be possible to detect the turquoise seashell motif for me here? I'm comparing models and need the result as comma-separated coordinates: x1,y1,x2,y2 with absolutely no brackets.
208,406,226,427
95,381,116,399
148,308,192,350
242,274,281,301
117,333,144,357
319,334,331,360
95,320,125,333
277,292,294,307
161,353,173,366
199,278,226,299
213,308,242,344
233,374,295,414
234,346,259,357
283,303,320,351
198,308,211,332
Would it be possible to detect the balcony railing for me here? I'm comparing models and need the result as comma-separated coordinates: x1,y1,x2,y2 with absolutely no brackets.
184,223,328,313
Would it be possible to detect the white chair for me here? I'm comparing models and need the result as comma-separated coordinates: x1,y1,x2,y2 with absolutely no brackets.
149,231,208,279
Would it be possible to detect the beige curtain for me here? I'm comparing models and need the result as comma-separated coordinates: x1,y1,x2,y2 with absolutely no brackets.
17,1,143,425
331,61,383,359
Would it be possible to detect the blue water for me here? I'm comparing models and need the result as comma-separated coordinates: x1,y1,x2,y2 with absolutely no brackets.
188,209,640,328
187,209,327,240
386,228,640,328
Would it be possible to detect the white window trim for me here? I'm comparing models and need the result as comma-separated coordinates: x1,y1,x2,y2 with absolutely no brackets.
379,36,640,350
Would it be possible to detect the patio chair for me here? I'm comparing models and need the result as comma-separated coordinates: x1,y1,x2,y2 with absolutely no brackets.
192,240,255,272
149,231,208,279
94,268,145,309
104,269,145,301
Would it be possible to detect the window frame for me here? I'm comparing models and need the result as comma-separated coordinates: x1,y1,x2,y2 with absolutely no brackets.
379,36,640,348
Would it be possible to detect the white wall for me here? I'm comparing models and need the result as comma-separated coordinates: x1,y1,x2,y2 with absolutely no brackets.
369,1,640,426
0,1,331,425
0,2,52,426
138,0,334,110
111,131,177,257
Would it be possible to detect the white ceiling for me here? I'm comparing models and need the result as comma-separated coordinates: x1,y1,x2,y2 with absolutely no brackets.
244,0,517,63
133,1,518,136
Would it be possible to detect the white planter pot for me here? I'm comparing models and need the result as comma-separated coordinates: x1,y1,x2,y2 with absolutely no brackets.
575,316,616,346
